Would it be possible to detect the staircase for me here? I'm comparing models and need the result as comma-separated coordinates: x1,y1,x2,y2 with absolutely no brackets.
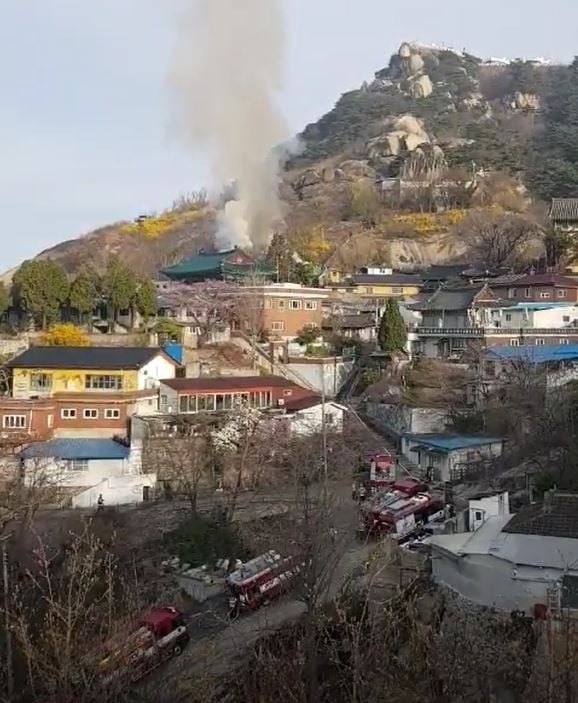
230,332,319,392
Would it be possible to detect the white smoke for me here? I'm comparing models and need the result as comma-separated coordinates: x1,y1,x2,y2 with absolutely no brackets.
171,0,290,251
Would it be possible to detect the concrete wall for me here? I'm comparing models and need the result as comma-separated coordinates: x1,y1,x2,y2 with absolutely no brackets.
286,358,355,397
72,473,156,508
431,551,571,613
289,403,345,436
401,438,504,482
24,456,129,489
366,402,448,438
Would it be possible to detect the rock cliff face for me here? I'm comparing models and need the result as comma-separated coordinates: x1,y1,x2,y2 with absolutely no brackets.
18,42,572,277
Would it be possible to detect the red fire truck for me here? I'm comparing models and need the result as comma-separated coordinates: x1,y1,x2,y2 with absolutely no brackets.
226,550,301,617
362,449,395,490
97,605,190,683
360,480,444,540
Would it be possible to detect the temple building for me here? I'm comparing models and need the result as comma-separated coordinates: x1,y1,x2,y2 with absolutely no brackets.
161,248,274,283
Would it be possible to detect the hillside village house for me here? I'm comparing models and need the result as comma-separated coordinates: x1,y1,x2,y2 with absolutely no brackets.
549,198,578,236
2,347,180,440
238,283,329,341
328,268,423,302
21,438,154,508
400,434,505,483
428,492,578,615
490,273,578,303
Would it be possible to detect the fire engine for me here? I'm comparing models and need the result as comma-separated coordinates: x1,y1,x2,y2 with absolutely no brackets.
360,479,444,540
226,550,301,616
97,605,190,683
362,449,395,490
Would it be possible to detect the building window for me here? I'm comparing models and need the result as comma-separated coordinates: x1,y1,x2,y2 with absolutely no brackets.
509,339,520,346
557,289,567,298
524,288,531,298
305,301,317,310
505,314,512,322
392,287,402,295
48,414,53,428
271,321,285,331
61,409,77,419
83,409,98,419
277,300,285,309
560,338,569,345
3,415,26,429
289,300,302,310
508,289,516,299
30,373,52,392
563,316,571,323
474,511,483,522
85,375,123,391
68,459,88,472
283,389,293,396
264,299,273,309
535,338,545,346
540,291,550,299
104,409,121,420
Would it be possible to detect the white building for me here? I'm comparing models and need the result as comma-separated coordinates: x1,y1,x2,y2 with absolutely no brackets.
401,434,504,483
479,302,578,330
278,397,347,436
21,438,155,508
428,492,578,614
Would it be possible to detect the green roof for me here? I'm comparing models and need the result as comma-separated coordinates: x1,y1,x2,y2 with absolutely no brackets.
162,248,274,281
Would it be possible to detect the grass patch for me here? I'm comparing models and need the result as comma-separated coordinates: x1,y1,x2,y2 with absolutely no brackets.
164,513,251,568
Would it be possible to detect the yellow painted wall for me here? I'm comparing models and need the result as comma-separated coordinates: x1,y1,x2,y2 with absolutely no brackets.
356,284,421,298
12,368,139,399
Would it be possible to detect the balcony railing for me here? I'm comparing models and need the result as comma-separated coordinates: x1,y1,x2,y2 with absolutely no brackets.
416,327,484,337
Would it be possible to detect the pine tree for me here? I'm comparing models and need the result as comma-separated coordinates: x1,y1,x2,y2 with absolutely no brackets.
134,278,158,326
378,298,407,353
69,269,99,325
102,257,137,332
12,259,69,329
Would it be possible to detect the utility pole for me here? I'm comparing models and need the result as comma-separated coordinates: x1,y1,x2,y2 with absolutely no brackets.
1,534,13,701
321,369,328,483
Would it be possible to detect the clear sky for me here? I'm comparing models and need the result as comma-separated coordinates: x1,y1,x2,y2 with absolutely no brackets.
1,0,576,269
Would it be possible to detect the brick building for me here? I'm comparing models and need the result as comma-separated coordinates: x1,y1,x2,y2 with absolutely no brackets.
490,273,578,303
239,283,329,340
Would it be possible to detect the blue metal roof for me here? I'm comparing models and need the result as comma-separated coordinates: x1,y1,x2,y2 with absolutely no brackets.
22,439,130,460
485,344,578,363
508,302,575,310
406,434,504,453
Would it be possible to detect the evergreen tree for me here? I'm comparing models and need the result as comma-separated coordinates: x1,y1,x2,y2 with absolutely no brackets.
378,298,407,353
12,259,69,329
134,278,158,326
69,269,99,325
102,257,137,332
0,282,9,320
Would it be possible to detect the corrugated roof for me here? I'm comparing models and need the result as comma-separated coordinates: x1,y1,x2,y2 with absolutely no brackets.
162,375,302,392
22,438,130,460
7,347,172,370
407,433,503,452
550,198,578,222
503,493,578,538
485,344,578,363
429,515,578,570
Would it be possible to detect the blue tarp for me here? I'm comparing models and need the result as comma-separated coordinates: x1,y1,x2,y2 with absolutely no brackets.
485,344,578,363
22,438,130,460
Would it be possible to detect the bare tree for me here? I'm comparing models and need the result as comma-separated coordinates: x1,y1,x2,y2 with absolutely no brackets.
454,211,541,268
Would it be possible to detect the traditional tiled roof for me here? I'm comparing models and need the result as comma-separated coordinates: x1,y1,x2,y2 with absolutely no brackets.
161,248,273,281
503,492,578,539
504,273,578,288
22,438,130,460
323,314,375,330
550,198,578,222
6,347,174,370
413,284,492,311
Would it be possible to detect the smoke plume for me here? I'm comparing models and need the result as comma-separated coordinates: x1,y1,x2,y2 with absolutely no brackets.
171,0,290,251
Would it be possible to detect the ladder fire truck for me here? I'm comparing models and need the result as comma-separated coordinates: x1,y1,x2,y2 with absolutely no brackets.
226,550,301,617
359,478,444,540
362,449,395,490
96,605,190,683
